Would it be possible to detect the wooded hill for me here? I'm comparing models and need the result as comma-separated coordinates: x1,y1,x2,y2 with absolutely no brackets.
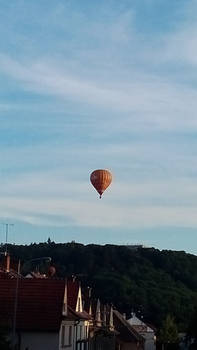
4,241,197,331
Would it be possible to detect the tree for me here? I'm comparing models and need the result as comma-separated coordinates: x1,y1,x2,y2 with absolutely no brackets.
0,329,11,350
47,237,51,244
187,307,197,347
159,315,179,350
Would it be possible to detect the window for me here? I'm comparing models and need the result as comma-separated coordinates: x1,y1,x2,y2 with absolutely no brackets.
61,325,72,347
61,325,65,346
80,325,83,339
68,326,72,345
85,326,88,339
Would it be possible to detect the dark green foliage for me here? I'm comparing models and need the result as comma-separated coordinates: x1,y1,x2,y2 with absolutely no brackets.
187,306,197,341
158,314,179,345
0,329,11,350
3,242,197,331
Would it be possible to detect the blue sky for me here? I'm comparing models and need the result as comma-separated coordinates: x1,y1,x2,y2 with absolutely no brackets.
0,0,197,254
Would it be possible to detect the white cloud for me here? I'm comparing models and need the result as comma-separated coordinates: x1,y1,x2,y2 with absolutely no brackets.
0,168,197,229
1,195,197,229
1,54,197,132
2,170,197,204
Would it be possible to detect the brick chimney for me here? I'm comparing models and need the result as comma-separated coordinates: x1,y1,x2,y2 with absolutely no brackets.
6,253,10,272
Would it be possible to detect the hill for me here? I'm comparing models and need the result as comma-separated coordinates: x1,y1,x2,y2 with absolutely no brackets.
3,241,197,331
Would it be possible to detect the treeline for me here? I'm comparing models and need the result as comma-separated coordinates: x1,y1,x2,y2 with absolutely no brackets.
3,241,197,331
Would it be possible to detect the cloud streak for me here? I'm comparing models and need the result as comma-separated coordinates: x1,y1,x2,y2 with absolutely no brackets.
1,169,197,229
1,54,197,132
0,1,197,248
1,195,197,230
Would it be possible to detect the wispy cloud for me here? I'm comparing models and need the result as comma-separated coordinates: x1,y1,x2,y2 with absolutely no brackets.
0,167,197,230
0,0,197,248
144,1,197,69
1,54,197,132
1,194,197,230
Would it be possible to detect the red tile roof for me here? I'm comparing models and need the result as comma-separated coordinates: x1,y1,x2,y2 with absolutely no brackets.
0,279,66,331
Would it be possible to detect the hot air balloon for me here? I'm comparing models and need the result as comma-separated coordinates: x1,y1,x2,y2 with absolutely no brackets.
90,169,112,198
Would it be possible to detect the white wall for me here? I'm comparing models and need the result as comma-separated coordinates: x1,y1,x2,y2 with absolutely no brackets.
141,332,156,350
20,331,59,350
75,321,89,342
127,314,156,350
59,320,89,350
59,321,75,350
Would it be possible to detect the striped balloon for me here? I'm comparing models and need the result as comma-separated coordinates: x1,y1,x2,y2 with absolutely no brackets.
90,169,112,198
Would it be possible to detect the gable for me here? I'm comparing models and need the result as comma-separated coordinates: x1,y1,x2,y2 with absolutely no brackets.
67,280,82,312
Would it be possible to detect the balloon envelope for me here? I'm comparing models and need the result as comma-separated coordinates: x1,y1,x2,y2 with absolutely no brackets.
90,169,112,198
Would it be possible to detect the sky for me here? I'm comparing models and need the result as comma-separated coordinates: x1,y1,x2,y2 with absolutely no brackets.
0,0,197,254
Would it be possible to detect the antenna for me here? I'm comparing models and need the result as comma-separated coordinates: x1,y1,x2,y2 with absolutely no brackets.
1,223,14,255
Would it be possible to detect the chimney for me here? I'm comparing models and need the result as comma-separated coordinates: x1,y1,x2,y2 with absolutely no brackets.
62,280,67,316
103,305,107,327
88,287,92,298
71,275,76,282
3,253,10,273
95,299,102,327
109,306,114,331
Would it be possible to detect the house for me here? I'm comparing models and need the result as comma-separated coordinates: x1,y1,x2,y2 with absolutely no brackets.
127,313,156,350
0,255,106,350
0,254,149,350
60,280,91,350
0,278,66,349
113,310,145,350
88,299,116,350
0,277,91,350
83,292,144,350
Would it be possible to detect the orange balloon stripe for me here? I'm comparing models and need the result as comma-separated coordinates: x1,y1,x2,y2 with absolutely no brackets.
90,169,112,196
